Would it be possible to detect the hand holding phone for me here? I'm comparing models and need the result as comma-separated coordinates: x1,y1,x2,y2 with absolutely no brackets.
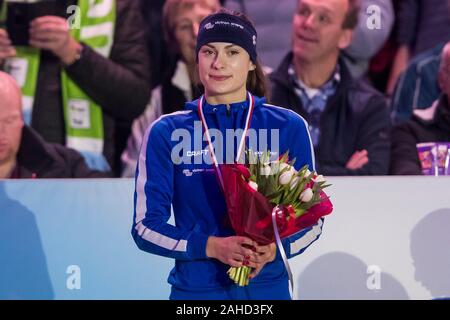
29,15,81,65
6,0,64,46
5,1,81,65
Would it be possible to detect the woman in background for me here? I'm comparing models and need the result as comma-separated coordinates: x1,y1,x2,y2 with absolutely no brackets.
121,0,220,177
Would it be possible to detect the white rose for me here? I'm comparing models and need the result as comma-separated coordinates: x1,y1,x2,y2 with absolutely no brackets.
300,188,314,202
279,172,291,185
279,166,297,185
248,181,258,191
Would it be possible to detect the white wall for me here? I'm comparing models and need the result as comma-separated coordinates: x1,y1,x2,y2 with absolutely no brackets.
290,176,450,300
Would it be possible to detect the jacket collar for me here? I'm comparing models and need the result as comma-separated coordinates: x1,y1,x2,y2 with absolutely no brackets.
16,126,57,177
413,95,450,132
270,51,353,94
413,99,440,122
433,95,450,133
184,92,266,114
171,60,193,101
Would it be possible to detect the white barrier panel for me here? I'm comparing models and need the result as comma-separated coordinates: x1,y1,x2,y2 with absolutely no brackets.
292,176,450,300
0,177,449,299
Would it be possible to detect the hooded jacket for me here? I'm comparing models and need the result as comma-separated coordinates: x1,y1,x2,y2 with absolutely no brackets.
132,94,324,291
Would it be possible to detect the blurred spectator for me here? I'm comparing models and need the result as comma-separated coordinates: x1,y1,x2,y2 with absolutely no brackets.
141,0,225,88
121,0,220,177
224,0,296,71
386,0,450,95
390,43,450,175
367,0,400,93
224,0,393,78
391,42,445,124
270,0,391,176
342,0,393,79
0,71,109,179
0,0,151,174
141,0,167,89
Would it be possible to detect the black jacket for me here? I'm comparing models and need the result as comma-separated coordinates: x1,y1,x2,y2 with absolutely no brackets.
270,52,391,176
16,126,110,179
29,0,151,168
390,96,450,175
160,57,203,115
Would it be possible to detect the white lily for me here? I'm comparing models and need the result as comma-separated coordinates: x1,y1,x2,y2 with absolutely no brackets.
270,162,286,175
260,165,272,176
248,181,258,191
300,188,314,202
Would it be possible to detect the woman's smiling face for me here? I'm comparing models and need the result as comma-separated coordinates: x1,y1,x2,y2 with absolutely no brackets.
198,42,255,104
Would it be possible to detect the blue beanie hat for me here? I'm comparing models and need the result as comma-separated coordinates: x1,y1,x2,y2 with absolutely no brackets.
196,12,258,63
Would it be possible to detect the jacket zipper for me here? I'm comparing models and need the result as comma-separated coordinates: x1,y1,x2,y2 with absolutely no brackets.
226,104,231,117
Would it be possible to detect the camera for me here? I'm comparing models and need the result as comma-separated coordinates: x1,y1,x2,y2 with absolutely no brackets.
6,0,65,46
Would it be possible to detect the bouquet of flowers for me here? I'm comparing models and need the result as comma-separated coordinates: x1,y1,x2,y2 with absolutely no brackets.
219,151,333,286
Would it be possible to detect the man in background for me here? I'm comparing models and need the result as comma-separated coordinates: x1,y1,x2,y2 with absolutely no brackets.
270,0,391,175
0,71,109,178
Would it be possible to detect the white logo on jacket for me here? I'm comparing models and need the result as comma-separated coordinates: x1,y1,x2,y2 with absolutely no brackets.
186,149,209,157
182,168,214,177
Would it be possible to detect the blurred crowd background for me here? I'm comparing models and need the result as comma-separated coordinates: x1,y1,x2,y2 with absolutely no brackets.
0,0,449,179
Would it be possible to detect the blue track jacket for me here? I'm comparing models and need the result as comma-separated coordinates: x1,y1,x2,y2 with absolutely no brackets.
132,94,324,292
